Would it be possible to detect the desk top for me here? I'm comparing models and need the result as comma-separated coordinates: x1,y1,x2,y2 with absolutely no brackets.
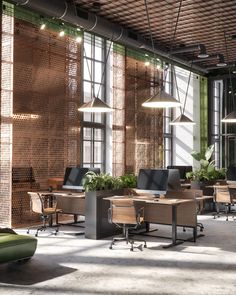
105,195,193,206
28,190,85,198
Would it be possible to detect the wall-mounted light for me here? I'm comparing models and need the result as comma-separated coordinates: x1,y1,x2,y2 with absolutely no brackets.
59,23,65,37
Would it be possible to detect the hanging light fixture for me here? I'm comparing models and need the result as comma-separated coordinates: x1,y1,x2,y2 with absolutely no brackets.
78,37,113,113
142,0,182,109
78,96,112,113
221,32,236,123
170,64,196,126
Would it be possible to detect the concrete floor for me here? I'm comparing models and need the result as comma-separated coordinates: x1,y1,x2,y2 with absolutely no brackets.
0,214,236,295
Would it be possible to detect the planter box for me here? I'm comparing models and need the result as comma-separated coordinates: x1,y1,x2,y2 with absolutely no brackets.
85,189,124,239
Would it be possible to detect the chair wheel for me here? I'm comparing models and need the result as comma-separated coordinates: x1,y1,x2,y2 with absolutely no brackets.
35,233,38,237
144,244,147,248
130,248,133,251
200,228,203,232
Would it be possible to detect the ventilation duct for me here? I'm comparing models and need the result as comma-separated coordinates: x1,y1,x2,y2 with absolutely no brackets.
9,0,208,74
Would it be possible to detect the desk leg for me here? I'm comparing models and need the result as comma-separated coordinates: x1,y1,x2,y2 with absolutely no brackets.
163,205,183,249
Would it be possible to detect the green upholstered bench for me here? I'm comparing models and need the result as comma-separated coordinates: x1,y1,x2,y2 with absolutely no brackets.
0,228,37,264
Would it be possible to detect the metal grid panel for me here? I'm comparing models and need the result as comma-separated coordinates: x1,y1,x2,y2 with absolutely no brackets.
112,50,125,176
76,0,236,70
125,55,163,174
12,19,81,226
0,12,13,227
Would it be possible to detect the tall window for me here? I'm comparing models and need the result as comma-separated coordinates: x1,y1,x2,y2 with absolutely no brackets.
211,80,223,168
82,32,107,171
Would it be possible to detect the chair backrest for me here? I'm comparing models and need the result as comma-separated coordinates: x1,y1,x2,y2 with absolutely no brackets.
214,186,231,203
28,192,44,214
110,199,142,225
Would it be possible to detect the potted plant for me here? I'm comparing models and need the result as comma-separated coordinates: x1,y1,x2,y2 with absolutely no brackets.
186,144,226,194
83,171,137,239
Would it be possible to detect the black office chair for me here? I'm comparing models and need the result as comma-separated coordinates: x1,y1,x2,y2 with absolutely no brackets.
27,192,62,236
108,198,147,251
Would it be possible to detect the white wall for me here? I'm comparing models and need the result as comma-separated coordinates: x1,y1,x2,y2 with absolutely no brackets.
172,66,201,166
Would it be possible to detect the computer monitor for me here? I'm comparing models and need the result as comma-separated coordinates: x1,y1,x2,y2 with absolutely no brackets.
62,167,100,191
137,169,169,195
167,169,181,191
167,165,192,180
227,166,236,181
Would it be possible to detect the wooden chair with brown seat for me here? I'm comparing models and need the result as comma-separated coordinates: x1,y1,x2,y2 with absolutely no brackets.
27,192,62,236
213,185,236,221
108,198,147,251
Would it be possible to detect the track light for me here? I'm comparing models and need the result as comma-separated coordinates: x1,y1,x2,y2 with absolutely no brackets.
40,23,46,30
59,23,65,37
197,45,209,58
75,36,82,43
216,54,227,67
171,44,209,58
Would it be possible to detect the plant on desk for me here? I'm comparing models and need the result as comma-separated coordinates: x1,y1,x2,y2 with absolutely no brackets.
83,172,137,192
186,144,226,194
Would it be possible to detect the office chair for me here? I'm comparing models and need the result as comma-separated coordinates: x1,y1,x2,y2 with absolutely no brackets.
27,192,62,236
108,198,147,251
213,185,236,221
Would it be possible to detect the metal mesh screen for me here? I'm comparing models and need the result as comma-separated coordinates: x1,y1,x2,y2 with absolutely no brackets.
12,19,81,226
125,56,163,174
0,11,13,227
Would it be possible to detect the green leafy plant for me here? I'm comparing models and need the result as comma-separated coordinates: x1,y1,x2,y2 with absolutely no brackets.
186,144,226,182
118,173,137,188
83,172,137,192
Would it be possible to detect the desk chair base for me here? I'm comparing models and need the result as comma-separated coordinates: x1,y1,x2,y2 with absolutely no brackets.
27,215,60,237
27,225,59,237
109,226,147,251
213,203,236,221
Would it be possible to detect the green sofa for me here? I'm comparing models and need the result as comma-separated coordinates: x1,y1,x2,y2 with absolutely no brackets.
0,228,37,263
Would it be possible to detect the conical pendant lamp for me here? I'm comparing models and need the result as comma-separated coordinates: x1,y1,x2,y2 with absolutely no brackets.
142,0,183,109
142,90,181,108
78,36,113,113
78,96,113,113
170,63,195,126
221,110,236,123
170,113,195,125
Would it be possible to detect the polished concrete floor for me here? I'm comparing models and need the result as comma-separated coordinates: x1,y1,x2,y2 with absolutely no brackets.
0,214,236,295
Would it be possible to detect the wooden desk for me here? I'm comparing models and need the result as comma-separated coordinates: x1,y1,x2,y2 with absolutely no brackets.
28,191,85,226
48,178,64,190
106,195,196,248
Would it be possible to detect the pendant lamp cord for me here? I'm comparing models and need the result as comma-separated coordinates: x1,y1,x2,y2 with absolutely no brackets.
96,36,113,99
144,0,183,90
224,31,234,110
182,61,193,114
